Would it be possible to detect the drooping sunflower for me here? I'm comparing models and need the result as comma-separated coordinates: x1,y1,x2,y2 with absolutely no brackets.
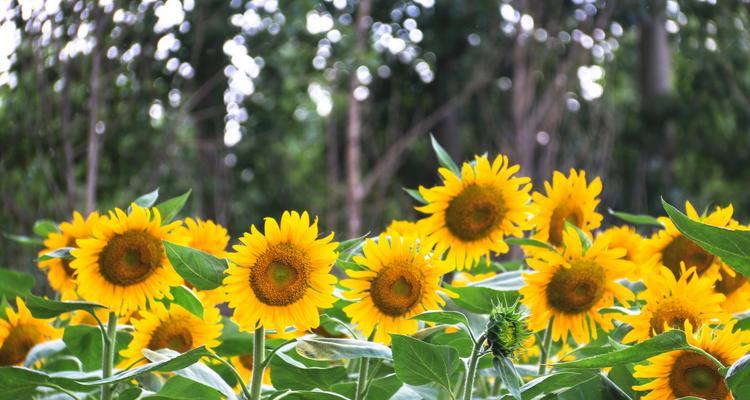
120,301,222,366
224,211,338,333
633,322,750,400
38,211,101,300
175,218,231,305
621,266,728,343
70,204,186,314
416,154,533,270
531,169,603,248
0,298,61,366
341,232,454,344
521,227,634,344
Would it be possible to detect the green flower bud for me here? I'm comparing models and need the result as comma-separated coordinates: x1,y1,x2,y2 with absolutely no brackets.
486,301,530,360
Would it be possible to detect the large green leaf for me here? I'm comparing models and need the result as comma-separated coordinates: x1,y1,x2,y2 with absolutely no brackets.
144,375,223,400
0,367,95,398
270,352,347,391
446,271,523,314
556,330,690,369
296,337,392,361
0,269,35,299
25,295,106,319
33,220,60,238
608,209,663,227
164,241,227,290
391,334,465,393
663,199,750,277
62,326,102,371
168,286,204,319
134,188,160,208
143,349,236,400
155,189,191,224
503,371,597,400
726,354,750,399
331,373,403,399
267,390,350,400
496,357,522,400
430,134,461,176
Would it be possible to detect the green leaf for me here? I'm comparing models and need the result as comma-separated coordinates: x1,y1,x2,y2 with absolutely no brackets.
295,337,392,361
496,357,522,400
155,189,191,224
331,373,403,399
0,269,35,299
403,187,427,204
505,237,556,251
267,390,350,400
565,222,592,250
77,346,212,386
336,234,368,255
164,241,227,290
169,286,203,319
430,134,461,176
33,220,60,238
117,387,145,400
142,348,236,399
25,295,106,319
23,339,66,368
608,209,663,227
270,352,347,391
63,325,103,371
0,366,94,398
144,375,223,400
213,318,253,357
2,233,43,246
446,271,524,314
556,330,690,369
391,334,465,393
410,310,470,330
511,372,597,400
726,354,750,398
662,198,750,278
37,247,73,262
134,188,160,208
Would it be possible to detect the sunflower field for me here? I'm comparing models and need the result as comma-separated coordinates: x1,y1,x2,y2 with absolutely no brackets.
2,138,750,400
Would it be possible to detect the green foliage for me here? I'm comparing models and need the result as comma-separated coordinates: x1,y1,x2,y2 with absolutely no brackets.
168,286,204,319
25,295,106,319
295,337,392,361
391,334,465,394
154,190,192,224
607,209,663,227
163,241,227,290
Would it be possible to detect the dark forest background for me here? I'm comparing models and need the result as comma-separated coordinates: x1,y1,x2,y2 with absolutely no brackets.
2,0,750,281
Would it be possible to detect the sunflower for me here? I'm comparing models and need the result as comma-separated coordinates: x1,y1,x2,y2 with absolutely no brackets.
521,227,634,344
70,204,186,315
385,220,425,237
175,218,231,305
621,266,728,344
633,322,750,400
230,354,272,387
120,301,222,366
416,154,533,270
38,211,101,300
714,266,750,314
341,232,454,344
451,271,495,287
0,298,61,366
224,211,338,334
531,169,603,248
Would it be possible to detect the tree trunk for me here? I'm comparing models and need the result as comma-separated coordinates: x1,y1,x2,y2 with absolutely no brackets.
345,0,372,237
60,61,77,210
325,117,340,231
85,3,105,214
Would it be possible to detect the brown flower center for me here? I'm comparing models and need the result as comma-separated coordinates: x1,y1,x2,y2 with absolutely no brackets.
250,243,310,306
239,354,254,370
669,352,728,399
546,259,606,314
549,204,584,247
715,268,747,297
98,230,163,286
445,183,506,242
661,236,714,278
0,324,44,366
147,319,194,353
370,260,424,316
648,299,701,335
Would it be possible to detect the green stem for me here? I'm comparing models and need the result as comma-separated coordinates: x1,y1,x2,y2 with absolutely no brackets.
45,383,81,400
259,337,297,370
462,333,487,400
537,318,554,376
354,357,370,400
100,311,117,400
250,326,265,400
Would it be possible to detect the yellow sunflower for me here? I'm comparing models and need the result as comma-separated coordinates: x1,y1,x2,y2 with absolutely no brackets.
451,271,495,287
621,266,728,343
341,232,454,344
633,322,750,400
416,154,533,270
70,204,186,315
230,354,272,387
531,169,603,248
120,301,222,366
224,211,338,333
521,227,634,344
175,218,231,305
385,220,426,237
0,298,61,366
38,211,101,300
715,267,750,314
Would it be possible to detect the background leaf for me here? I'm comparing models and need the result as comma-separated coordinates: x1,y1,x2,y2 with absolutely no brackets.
155,189,192,224
0,269,35,299
608,209,663,227
33,220,60,238
134,188,160,208
430,134,461,176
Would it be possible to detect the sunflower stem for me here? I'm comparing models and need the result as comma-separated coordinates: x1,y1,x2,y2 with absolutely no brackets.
250,326,265,400
537,318,554,376
354,357,370,400
462,332,487,400
207,354,252,400
100,311,117,400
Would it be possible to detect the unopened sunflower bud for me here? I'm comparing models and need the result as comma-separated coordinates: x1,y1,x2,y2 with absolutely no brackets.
486,302,530,360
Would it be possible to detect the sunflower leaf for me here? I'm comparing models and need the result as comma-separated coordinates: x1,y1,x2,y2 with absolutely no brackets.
403,187,428,204
144,375,223,400
555,330,690,369
270,350,348,391
607,209,663,227
133,187,160,209
2,233,43,246
726,354,750,397
410,310,471,334
33,219,60,238
296,337,392,361
25,295,106,319
495,357,522,400
391,334,465,393
36,247,74,262
0,268,35,299
155,189,191,224
164,241,227,290
505,237,556,251
662,198,750,278
430,134,461,176
169,285,204,319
